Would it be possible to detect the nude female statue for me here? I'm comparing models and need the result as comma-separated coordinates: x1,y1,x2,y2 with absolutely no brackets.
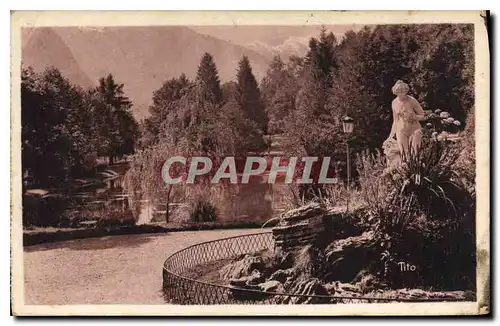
384,80,426,159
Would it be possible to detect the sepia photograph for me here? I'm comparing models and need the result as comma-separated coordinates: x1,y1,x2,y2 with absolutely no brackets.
10,10,490,316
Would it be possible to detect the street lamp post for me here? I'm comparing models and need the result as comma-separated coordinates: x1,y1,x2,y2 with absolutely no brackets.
342,116,354,212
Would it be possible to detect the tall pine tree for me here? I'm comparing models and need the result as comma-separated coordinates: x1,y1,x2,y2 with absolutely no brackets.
195,53,223,106
236,56,268,133
305,27,338,87
284,27,340,155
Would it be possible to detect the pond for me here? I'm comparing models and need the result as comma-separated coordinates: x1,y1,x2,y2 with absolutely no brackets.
136,175,291,225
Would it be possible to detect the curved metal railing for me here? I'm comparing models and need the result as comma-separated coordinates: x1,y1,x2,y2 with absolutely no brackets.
162,232,468,304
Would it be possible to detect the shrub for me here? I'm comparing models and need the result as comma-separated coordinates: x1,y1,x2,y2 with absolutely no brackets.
453,108,475,198
23,193,68,227
375,194,422,237
388,138,473,220
355,149,392,212
376,208,476,290
189,198,218,222
343,132,476,291
371,137,475,290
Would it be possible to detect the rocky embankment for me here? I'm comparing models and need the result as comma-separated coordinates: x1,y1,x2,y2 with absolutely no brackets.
215,203,469,303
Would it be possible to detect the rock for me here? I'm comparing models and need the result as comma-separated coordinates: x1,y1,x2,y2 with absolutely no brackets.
220,254,266,281
326,231,377,253
333,281,361,293
272,203,328,258
293,244,324,279
246,269,265,285
258,280,283,293
323,231,379,283
229,277,249,287
275,251,294,269
284,276,295,289
280,203,327,223
228,279,261,291
353,272,388,293
323,207,363,239
228,283,269,302
273,222,312,234
228,271,273,302
228,269,265,287
269,268,294,283
280,278,331,304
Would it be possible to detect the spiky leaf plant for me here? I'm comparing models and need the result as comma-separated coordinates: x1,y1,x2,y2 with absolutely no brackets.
388,138,472,220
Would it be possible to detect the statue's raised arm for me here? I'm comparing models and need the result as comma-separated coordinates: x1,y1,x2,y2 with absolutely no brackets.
409,96,426,122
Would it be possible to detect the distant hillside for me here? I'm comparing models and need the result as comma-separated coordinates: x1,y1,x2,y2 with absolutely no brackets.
245,36,311,58
22,28,94,89
22,26,273,119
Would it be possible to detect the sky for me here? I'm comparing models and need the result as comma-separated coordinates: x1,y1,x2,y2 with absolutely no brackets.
189,24,361,46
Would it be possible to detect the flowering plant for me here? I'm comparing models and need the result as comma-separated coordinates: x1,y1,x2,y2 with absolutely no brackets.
424,109,461,137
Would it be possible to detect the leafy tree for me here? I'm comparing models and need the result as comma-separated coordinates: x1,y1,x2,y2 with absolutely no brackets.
261,55,286,103
22,67,94,187
329,26,388,150
22,67,55,187
125,138,185,223
142,74,191,147
149,74,191,119
285,66,343,156
141,53,266,160
143,54,226,154
219,98,266,154
287,55,306,79
410,24,474,124
334,25,420,150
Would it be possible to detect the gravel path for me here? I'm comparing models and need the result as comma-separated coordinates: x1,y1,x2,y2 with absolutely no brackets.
24,228,268,305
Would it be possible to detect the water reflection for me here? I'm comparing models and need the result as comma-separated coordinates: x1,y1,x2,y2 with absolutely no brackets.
137,175,288,225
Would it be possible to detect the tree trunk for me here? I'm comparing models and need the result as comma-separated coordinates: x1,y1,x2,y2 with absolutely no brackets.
165,204,170,224
165,186,173,223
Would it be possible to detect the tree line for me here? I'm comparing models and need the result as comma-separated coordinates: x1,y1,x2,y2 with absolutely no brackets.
21,23,474,192
141,53,268,156
131,23,473,207
21,67,139,188
262,24,473,159
143,24,473,161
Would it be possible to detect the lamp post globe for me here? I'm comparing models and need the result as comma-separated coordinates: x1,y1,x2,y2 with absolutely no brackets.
342,115,355,134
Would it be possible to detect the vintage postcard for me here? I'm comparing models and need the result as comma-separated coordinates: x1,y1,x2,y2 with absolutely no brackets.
10,10,490,316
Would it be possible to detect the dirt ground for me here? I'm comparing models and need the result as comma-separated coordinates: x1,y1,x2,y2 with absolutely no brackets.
23,228,268,305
